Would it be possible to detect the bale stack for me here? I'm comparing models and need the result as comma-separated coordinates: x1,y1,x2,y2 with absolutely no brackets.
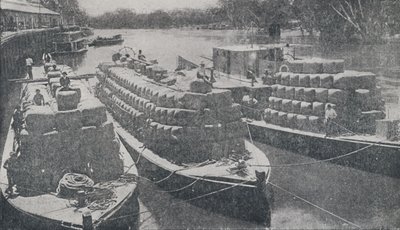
19,80,123,189
97,64,249,164
264,58,385,134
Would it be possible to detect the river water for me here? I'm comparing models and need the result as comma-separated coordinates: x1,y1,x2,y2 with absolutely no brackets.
3,29,400,229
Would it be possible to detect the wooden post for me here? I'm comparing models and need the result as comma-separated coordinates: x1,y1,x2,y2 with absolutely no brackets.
82,212,94,230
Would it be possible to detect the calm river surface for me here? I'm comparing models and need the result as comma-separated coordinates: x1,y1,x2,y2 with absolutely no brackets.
2,29,400,229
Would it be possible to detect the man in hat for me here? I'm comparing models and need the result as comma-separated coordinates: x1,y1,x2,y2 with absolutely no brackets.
60,72,71,90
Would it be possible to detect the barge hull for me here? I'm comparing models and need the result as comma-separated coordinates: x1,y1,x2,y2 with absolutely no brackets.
248,122,400,178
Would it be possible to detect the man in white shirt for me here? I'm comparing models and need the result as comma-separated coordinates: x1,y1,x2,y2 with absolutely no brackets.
325,104,337,137
26,56,33,79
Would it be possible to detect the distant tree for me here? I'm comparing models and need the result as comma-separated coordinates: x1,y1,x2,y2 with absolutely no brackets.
40,0,89,26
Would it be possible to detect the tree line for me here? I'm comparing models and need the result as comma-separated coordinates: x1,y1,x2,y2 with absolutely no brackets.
42,0,400,44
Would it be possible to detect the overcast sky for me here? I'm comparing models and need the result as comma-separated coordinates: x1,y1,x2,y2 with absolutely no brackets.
78,0,219,15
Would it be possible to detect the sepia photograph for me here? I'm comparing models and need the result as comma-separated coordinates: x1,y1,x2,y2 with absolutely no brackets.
0,0,399,229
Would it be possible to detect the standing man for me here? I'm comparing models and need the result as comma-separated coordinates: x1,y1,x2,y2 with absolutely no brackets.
60,72,71,90
325,104,338,137
3,151,19,195
26,55,34,80
138,50,146,61
33,89,45,106
42,51,52,64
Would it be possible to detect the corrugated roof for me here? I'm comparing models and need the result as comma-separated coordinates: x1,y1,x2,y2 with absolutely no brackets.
1,0,60,15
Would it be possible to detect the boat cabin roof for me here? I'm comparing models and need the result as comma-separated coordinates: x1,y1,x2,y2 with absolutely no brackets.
214,44,288,52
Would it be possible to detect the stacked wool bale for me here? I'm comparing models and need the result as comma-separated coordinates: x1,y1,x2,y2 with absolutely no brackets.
97,64,247,164
264,58,385,133
20,82,122,190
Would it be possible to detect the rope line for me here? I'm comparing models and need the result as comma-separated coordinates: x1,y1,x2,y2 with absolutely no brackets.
250,144,373,168
268,182,362,229
106,178,252,222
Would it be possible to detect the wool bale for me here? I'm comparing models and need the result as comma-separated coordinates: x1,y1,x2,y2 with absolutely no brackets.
328,89,348,105
287,113,297,129
356,89,378,111
292,100,301,114
271,84,279,97
282,99,292,113
322,60,344,74
268,97,276,109
315,88,328,103
281,73,290,86
44,63,54,72
299,75,310,87
264,108,272,122
264,75,275,85
296,115,309,131
216,103,242,123
56,90,80,111
303,62,323,74
278,112,288,127
274,73,282,85
333,71,376,90
55,109,82,130
285,86,295,100
277,85,286,98
47,71,62,79
310,75,320,88
179,92,208,110
270,110,279,125
190,79,212,94
171,109,197,126
251,86,272,102
308,116,322,133
274,98,283,111
225,121,247,139
24,106,55,134
294,87,305,101
320,75,334,88
300,102,312,115
312,102,325,117
287,60,303,73
206,89,233,108
304,88,316,102
78,99,107,127
290,74,299,87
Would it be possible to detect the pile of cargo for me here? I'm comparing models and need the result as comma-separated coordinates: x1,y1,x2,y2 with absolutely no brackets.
263,58,385,134
97,63,249,164
19,81,123,190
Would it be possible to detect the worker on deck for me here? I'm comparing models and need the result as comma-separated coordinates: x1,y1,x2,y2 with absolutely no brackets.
12,105,24,147
3,151,19,195
247,69,258,87
138,50,146,61
60,72,71,90
33,89,45,106
325,104,338,137
42,51,52,64
26,55,33,80
197,62,207,79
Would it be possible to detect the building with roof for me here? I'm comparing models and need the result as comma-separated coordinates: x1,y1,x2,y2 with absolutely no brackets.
1,0,60,31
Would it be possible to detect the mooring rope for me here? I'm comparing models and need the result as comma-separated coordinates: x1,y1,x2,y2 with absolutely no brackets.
250,144,373,168
268,181,362,229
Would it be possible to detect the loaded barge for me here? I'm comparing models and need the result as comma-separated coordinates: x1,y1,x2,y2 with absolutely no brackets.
208,44,400,178
0,65,139,229
96,55,273,226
